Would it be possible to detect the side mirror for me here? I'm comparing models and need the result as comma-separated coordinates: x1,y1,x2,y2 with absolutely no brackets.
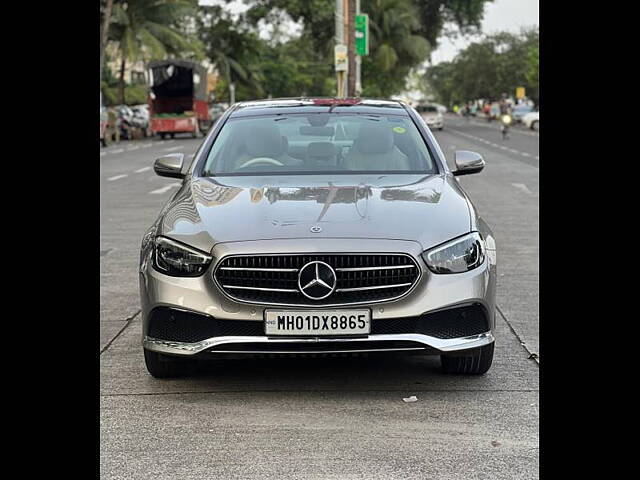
453,151,485,176
154,153,185,178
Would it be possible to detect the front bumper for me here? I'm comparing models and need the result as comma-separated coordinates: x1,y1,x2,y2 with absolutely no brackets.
139,238,497,357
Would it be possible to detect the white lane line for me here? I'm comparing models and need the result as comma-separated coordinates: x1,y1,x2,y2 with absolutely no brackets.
511,183,533,195
535,155,539,160
521,152,531,157
100,152,106,156
135,166,151,173
149,183,181,194
140,143,153,148
163,146,182,152
127,145,141,151
107,174,128,182
111,148,124,154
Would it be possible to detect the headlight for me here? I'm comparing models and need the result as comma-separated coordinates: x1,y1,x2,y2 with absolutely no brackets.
422,232,485,274
153,236,212,277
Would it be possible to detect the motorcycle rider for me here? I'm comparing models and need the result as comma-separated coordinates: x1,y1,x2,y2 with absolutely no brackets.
500,100,513,140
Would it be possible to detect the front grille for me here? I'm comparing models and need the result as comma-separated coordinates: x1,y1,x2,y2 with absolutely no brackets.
214,254,420,306
147,308,262,343
372,304,489,339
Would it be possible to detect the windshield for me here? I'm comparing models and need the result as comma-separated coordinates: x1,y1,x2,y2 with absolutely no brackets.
202,113,438,176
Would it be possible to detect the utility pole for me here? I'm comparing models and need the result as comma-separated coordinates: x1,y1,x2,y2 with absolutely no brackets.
347,0,356,97
355,0,361,96
335,0,346,97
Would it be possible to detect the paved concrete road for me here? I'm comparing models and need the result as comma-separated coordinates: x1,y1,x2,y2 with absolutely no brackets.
100,122,539,479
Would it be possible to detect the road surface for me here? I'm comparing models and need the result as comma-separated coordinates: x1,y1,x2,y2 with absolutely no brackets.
100,117,539,479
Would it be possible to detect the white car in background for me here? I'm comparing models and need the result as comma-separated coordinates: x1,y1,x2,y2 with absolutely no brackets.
522,111,539,131
416,105,444,130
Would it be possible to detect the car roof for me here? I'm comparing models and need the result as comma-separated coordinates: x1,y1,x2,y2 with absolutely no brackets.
229,97,409,118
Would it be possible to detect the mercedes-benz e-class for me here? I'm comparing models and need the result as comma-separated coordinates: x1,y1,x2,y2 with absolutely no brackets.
139,98,497,378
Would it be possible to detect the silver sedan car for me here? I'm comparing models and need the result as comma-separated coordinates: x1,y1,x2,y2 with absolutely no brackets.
139,98,497,378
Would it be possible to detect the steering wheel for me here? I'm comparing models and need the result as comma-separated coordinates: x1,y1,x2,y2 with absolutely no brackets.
238,157,284,169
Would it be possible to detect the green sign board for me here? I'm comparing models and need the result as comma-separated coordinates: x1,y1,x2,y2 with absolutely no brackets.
355,14,369,56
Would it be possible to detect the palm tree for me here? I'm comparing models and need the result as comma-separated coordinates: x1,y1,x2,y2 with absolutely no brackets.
363,0,431,97
196,6,264,102
109,0,202,103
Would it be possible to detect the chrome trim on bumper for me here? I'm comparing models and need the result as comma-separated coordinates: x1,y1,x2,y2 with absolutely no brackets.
143,332,494,356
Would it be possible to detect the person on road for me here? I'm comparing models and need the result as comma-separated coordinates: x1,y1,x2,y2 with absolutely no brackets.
500,103,513,140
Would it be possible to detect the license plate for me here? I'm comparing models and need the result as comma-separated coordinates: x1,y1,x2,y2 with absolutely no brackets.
264,310,371,336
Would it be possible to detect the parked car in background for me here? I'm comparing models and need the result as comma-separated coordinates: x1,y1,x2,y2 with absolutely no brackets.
132,104,151,137
522,111,539,131
416,104,444,130
115,105,136,140
512,104,534,123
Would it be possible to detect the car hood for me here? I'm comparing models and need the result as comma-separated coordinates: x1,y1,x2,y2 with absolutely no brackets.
159,174,472,253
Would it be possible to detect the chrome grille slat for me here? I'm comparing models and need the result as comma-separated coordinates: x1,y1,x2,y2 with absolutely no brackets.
220,267,299,272
223,285,299,293
214,253,421,306
336,282,413,293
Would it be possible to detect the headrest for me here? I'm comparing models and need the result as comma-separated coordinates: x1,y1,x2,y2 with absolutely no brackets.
353,122,394,154
239,122,285,157
307,142,336,158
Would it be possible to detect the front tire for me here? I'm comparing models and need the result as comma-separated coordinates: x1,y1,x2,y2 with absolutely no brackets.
531,120,539,131
440,342,494,375
144,349,192,378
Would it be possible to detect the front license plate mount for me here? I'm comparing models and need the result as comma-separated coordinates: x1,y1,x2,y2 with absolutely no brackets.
264,309,371,336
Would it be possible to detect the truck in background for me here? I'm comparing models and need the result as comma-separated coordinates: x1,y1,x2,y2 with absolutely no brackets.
148,59,213,139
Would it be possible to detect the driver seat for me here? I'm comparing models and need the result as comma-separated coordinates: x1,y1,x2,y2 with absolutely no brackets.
231,122,301,169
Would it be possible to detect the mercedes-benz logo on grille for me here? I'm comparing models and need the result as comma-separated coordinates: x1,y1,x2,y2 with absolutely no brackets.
298,261,336,300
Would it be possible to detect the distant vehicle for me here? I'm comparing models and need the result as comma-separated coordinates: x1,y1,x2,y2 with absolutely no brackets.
512,105,534,123
148,59,213,139
432,103,447,114
522,111,539,131
208,103,226,128
115,105,136,140
416,105,444,130
131,105,151,136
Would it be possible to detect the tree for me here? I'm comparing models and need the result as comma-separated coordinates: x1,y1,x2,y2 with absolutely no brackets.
425,27,539,106
196,5,266,102
361,0,430,97
100,0,115,83
109,0,201,104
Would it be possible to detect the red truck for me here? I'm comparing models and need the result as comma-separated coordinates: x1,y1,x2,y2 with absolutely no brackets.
148,59,212,139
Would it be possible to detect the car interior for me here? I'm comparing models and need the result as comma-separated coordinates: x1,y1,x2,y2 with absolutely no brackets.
203,114,437,175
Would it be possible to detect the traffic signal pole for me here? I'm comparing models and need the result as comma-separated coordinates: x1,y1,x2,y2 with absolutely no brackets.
347,0,356,96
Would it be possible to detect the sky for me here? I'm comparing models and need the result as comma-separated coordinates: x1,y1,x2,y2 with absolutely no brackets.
430,0,539,64
199,0,539,65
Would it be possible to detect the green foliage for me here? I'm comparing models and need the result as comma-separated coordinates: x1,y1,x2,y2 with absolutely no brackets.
425,27,539,106
240,0,493,98
102,84,148,106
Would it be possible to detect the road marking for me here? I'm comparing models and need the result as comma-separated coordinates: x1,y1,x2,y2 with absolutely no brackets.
163,146,181,152
100,152,106,156
135,166,151,173
111,148,124,154
447,127,539,162
149,183,180,194
107,174,128,182
127,145,140,151
511,183,533,195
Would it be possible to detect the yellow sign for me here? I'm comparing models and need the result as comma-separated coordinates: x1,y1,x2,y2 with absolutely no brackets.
516,86,525,99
